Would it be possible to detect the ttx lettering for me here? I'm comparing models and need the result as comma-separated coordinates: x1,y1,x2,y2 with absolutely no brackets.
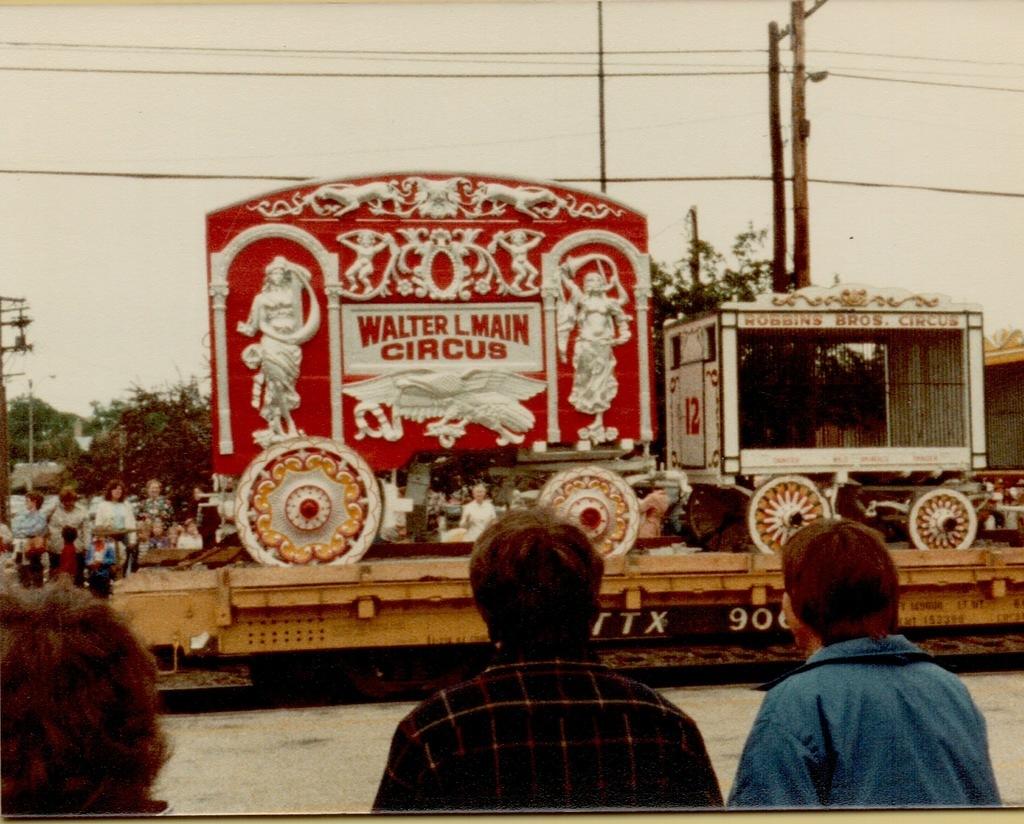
591,610,669,637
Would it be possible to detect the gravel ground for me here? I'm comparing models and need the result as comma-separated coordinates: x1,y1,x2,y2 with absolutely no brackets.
154,671,1024,815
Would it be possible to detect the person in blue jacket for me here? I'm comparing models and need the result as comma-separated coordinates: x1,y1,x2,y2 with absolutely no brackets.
729,518,1000,808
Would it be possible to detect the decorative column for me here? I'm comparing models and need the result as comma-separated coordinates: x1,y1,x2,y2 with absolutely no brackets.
540,256,562,444
325,281,344,442
633,255,653,443
208,274,233,454
720,311,740,475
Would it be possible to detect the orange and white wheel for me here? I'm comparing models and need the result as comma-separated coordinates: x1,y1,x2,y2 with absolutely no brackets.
747,475,831,555
907,488,977,550
235,437,381,566
538,466,639,556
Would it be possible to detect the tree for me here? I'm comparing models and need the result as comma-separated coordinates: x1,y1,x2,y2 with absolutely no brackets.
651,224,774,329
6,395,82,468
69,381,212,516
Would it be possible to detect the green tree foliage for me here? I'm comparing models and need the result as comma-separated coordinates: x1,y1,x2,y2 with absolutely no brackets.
651,225,774,329
68,381,212,516
6,396,82,467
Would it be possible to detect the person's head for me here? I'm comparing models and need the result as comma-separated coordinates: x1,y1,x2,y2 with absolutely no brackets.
104,479,125,502
136,520,152,540
168,523,183,541
145,479,161,499
471,483,488,503
184,518,199,536
150,518,165,537
1,585,168,815
782,518,899,651
469,508,604,657
24,491,43,511
60,525,77,545
58,486,78,510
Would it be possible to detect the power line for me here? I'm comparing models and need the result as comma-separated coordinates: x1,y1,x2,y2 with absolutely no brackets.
2,167,1022,199
6,40,1019,69
0,65,766,79
810,48,1024,68
6,63,1016,86
811,64,1024,80
0,169,306,181
0,42,770,69
568,176,1024,199
828,72,1024,94
0,40,767,57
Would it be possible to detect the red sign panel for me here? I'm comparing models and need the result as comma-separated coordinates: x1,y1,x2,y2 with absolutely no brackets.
207,173,655,474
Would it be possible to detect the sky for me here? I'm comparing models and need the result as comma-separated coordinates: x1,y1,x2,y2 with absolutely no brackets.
2,0,1022,418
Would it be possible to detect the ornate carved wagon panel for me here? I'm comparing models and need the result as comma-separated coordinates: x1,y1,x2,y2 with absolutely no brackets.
207,173,654,476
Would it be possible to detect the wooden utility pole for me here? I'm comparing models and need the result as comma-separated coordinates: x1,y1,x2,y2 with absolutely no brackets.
0,297,32,524
768,21,789,293
687,206,700,285
790,0,811,288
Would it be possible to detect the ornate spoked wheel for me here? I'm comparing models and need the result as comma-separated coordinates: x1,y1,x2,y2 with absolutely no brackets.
746,475,831,555
907,488,977,551
538,466,640,557
235,437,382,566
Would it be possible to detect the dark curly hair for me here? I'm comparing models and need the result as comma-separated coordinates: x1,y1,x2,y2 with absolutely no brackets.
1,584,169,816
470,507,604,657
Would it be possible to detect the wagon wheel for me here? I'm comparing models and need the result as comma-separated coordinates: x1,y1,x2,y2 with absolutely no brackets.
746,475,831,555
235,437,382,566
538,466,640,557
907,488,977,551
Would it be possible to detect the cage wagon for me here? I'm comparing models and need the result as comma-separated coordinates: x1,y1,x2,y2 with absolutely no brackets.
664,284,989,553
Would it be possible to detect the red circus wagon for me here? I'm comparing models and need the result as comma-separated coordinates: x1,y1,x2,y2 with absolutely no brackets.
206,173,658,564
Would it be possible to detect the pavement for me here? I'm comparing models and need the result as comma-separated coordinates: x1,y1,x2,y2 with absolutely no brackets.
154,670,1024,815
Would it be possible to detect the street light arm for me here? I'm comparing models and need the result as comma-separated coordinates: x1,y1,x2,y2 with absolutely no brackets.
805,0,830,19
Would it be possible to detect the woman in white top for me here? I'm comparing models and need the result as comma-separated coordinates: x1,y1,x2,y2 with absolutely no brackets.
459,483,498,542
93,479,137,576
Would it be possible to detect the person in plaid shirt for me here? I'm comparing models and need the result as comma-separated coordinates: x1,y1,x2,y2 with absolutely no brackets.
373,508,722,812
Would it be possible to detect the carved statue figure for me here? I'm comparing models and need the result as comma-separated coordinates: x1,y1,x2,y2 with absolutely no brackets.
237,256,321,447
338,230,398,294
556,253,633,444
307,180,403,217
488,229,544,294
470,182,568,218
402,177,468,219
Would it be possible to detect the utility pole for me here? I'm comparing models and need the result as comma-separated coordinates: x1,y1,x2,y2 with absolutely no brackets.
596,0,607,193
790,0,810,288
768,21,789,293
0,297,32,523
687,206,701,285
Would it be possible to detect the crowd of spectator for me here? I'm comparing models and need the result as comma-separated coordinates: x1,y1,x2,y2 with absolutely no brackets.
1,477,215,598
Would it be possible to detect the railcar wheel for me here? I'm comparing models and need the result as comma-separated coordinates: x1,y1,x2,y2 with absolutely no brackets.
907,488,977,550
747,475,831,555
235,437,382,566
538,466,640,556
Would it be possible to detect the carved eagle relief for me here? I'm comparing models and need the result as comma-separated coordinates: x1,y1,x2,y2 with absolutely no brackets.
342,368,546,448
